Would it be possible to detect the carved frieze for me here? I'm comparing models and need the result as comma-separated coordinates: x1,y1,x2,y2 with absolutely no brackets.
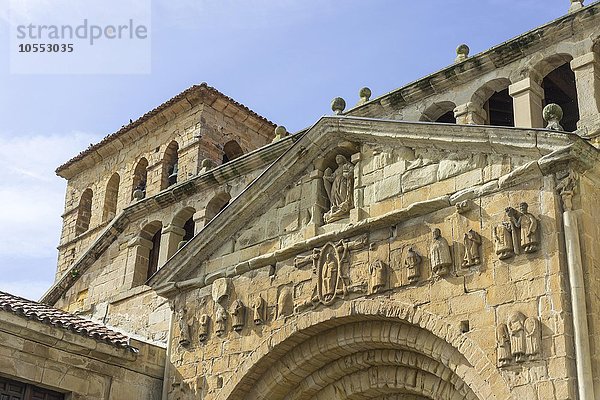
230,299,245,332
404,247,422,283
493,222,514,260
177,309,191,347
198,314,209,342
497,312,541,367
215,304,227,336
368,260,386,294
505,203,539,254
323,154,355,223
430,228,452,277
252,295,265,325
462,229,481,268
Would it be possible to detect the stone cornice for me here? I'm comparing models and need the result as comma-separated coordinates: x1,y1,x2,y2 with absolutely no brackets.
40,136,295,305
150,116,597,293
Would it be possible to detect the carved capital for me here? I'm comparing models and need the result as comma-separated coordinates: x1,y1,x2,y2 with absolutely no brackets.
556,170,578,211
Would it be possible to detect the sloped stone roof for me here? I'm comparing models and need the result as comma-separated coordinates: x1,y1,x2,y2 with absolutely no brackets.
0,290,135,351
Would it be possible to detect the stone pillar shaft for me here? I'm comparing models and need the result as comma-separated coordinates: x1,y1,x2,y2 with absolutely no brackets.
509,78,545,129
453,102,486,125
159,224,186,266
571,52,600,128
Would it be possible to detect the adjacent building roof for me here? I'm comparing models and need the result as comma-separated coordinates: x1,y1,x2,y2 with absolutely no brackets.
55,82,276,175
0,290,135,351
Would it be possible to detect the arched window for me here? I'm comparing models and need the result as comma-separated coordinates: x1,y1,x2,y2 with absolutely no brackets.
542,62,579,132
161,141,179,190
141,221,163,282
222,140,244,164
205,192,231,223
75,188,93,235
420,101,457,123
132,158,148,200
102,173,120,222
163,207,196,259
473,78,514,127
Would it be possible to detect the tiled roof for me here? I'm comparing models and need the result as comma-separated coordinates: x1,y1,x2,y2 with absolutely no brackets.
55,82,276,174
0,291,136,351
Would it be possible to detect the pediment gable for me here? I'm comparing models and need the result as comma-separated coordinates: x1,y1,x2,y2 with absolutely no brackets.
149,116,591,294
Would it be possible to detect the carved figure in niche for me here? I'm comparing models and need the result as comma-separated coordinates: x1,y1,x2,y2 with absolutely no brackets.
505,203,539,254
430,228,452,277
323,154,354,223
496,323,512,367
404,247,422,283
322,252,338,301
215,304,227,336
493,222,514,260
177,309,191,347
198,314,209,342
524,317,541,357
368,260,386,294
230,299,245,332
252,295,265,325
462,229,481,268
507,311,527,363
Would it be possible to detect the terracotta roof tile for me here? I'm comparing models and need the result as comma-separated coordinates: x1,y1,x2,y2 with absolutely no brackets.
56,82,276,174
0,290,136,352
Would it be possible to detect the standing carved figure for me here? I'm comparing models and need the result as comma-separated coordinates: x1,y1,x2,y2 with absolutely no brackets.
462,229,482,268
496,323,512,367
507,312,527,363
493,222,514,260
215,304,227,336
322,252,337,301
404,247,422,283
524,317,541,358
198,314,209,342
252,295,265,325
323,155,354,223
368,260,386,294
517,203,539,253
177,309,191,347
430,228,452,277
230,299,245,332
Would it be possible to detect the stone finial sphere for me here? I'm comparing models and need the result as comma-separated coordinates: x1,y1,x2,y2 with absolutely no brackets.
275,126,287,136
456,44,470,56
543,103,563,122
359,87,371,101
331,97,346,114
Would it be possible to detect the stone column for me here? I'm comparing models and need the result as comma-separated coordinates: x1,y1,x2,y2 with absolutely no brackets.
509,78,545,129
571,52,600,129
124,236,153,288
453,102,486,125
193,209,208,232
159,224,186,265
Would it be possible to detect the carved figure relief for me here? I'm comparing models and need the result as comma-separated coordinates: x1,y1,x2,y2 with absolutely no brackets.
505,203,539,254
198,314,209,342
323,154,354,223
493,222,514,260
177,309,191,347
215,304,227,336
404,247,422,283
496,323,512,367
318,244,346,303
252,295,265,325
430,228,452,277
462,229,481,268
497,312,541,367
368,260,386,294
277,287,293,319
230,299,245,332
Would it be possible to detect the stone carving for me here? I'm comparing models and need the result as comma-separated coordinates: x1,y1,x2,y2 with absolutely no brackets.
331,97,346,114
252,295,265,325
496,323,512,367
462,229,481,268
455,200,471,214
277,287,293,319
323,155,354,223
272,126,288,143
498,312,541,367
357,87,371,105
215,304,227,336
198,314,209,342
368,260,386,294
404,247,422,283
543,103,564,131
177,309,191,347
556,170,578,211
430,228,452,277
508,311,527,363
230,299,245,332
493,222,514,260
295,234,368,309
455,44,470,63
506,203,539,254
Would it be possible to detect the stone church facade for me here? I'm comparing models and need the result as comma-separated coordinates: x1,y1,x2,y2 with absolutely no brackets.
2,2,599,399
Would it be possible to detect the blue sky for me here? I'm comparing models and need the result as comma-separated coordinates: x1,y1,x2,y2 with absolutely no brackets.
0,0,571,300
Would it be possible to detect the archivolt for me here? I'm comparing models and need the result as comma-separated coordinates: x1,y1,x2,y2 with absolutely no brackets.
217,299,512,400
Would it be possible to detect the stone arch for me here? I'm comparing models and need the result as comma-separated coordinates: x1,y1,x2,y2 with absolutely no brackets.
471,78,514,126
75,188,93,236
217,299,512,400
131,157,148,200
205,192,231,223
161,141,179,190
102,172,120,222
222,140,244,164
140,220,163,281
471,77,512,107
419,101,457,123
528,53,574,83
162,207,197,260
